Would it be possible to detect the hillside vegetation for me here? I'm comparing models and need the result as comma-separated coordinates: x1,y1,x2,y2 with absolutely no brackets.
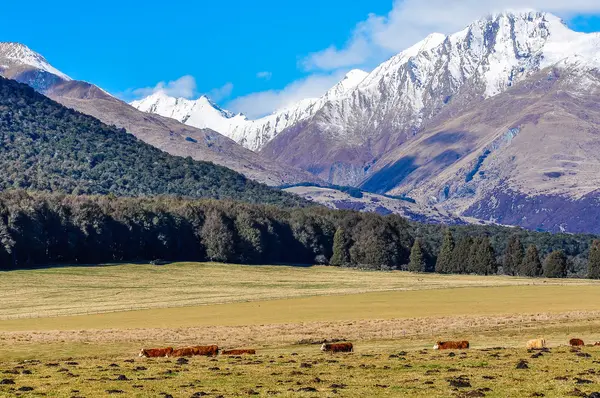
0,76,308,207
0,191,598,276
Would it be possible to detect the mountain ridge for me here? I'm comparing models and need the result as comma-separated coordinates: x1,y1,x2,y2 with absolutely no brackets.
131,69,369,151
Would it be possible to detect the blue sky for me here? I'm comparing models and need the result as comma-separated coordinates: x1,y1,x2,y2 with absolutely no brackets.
1,1,600,118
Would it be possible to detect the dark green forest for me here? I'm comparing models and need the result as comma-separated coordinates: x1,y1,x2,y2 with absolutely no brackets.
1,190,599,279
0,76,308,207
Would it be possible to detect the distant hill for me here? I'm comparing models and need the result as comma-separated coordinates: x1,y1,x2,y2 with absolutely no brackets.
0,76,310,207
0,42,321,187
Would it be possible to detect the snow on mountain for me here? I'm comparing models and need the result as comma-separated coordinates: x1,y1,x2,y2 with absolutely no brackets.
131,69,368,151
0,42,71,81
260,10,600,186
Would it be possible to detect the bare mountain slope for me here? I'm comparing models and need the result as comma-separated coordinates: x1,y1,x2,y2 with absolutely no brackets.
361,64,600,233
0,43,319,186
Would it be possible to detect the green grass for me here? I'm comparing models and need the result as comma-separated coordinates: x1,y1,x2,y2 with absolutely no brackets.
0,346,599,397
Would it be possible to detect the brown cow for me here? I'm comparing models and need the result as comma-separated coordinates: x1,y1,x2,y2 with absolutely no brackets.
138,347,174,358
569,338,585,347
221,349,256,355
320,342,353,353
172,347,195,357
595,342,600,346
191,345,219,356
433,341,469,350
172,345,219,357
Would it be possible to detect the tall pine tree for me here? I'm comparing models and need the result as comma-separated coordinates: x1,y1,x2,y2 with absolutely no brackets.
435,229,454,274
408,238,427,273
330,227,351,266
519,245,543,277
588,240,600,279
544,250,568,278
471,236,497,275
201,211,235,263
450,237,474,274
504,235,524,276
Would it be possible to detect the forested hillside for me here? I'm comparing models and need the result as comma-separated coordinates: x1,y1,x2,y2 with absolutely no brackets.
0,77,308,207
1,191,598,279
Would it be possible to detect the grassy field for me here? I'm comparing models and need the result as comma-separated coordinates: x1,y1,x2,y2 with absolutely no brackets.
1,263,600,397
0,345,599,397
1,262,598,320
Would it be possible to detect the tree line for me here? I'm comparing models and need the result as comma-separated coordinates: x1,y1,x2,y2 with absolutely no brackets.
1,190,600,279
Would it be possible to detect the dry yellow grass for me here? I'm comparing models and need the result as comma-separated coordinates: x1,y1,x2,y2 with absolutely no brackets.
0,262,598,320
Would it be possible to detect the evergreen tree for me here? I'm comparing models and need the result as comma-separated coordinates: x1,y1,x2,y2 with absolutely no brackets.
519,245,543,277
544,250,568,278
504,235,524,276
200,211,235,263
588,240,600,279
408,238,427,273
348,216,401,270
435,229,455,274
330,227,351,266
470,236,497,275
450,237,474,274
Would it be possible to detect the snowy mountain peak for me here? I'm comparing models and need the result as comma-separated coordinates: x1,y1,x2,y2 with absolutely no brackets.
0,42,70,81
131,70,368,151
323,69,368,100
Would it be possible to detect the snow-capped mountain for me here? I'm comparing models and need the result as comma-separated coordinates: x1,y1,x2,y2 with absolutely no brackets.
0,42,71,81
260,11,600,186
131,69,368,151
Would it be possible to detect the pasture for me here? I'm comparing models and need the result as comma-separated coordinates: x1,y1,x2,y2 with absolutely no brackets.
1,263,600,396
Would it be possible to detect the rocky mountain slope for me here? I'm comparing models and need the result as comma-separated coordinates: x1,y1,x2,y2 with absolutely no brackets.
284,185,475,226
131,69,368,151
0,42,319,186
361,64,600,234
262,11,600,186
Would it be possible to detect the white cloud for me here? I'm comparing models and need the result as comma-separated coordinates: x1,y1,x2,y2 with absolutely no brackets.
256,71,273,80
207,82,234,102
130,76,233,102
133,75,197,98
302,0,600,71
226,72,347,119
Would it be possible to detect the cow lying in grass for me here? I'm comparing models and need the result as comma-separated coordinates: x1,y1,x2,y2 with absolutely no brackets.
139,347,174,358
221,349,256,355
172,345,219,357
321,342,353,353
433,341,469,350
526,338,547,350
569,338,585,347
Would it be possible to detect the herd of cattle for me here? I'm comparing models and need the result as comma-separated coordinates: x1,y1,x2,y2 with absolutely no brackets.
139,345,255,358
139,339,600,358
139,343,353,358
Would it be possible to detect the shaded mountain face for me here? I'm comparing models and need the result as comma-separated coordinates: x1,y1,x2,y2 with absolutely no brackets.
262,11,600,186
362,65,600,234
0,76,311,207
0,43,320,187
130,69,369,151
